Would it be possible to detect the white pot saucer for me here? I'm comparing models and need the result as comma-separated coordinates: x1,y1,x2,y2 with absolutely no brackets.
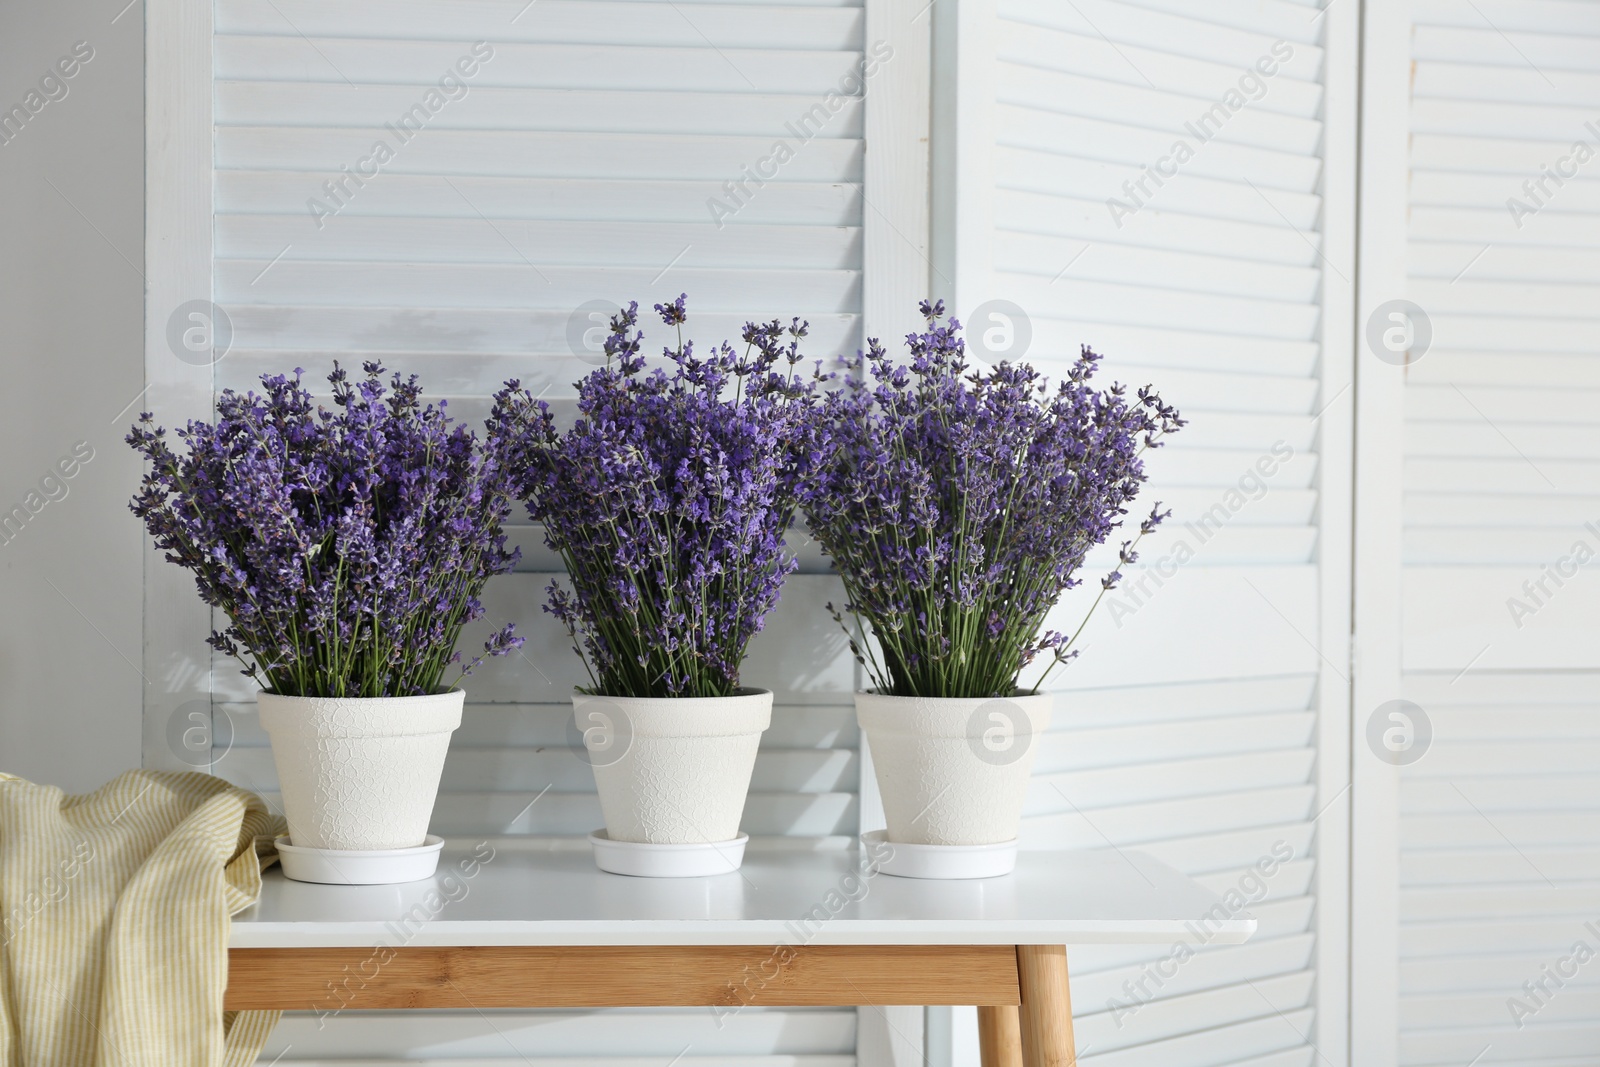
862,829,1019,879
588,829,749,877
275,833,445,885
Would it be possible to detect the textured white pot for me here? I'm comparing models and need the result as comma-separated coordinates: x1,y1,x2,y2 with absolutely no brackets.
856,690,1052,846
257,690,463,851
577,688,772,844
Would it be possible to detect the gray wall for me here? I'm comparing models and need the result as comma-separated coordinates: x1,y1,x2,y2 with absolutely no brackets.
0,0,144,790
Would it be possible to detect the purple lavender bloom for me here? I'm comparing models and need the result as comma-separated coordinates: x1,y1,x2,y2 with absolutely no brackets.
798,301,1184,698
127,363,524,698
490,297,820,698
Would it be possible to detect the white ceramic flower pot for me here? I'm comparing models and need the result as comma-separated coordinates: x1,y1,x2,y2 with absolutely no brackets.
856,690,1052,846
577,688,772,844
257,690,463,851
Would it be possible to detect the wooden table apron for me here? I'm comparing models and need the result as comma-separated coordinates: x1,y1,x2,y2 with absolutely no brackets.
225,847,1256,1067
225,942,1079,1067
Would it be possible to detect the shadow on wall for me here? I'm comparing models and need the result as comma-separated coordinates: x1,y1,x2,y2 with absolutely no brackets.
0,3,143,790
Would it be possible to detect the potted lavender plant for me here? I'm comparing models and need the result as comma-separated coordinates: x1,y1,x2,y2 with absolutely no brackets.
128,364,521,881
800,301,1182,873
492,298,816,875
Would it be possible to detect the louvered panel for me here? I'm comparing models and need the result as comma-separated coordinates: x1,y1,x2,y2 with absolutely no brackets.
211,0,869,415
1411,96,1600,140
1405,988,1600,1029
1074,524,1315,567
1117,0,1324,44
1407,350,1600,387
996,105,1323,191
1161,488,1318,526
1033,713,1316,774
1123,446,1318,488
217,39,861,92
1410,206,1600,249
1404,810,1600,848
997,63,1323,149
1412,0,1600,35
1406,494,1600,529
1414,24,1600,71
1032,751,1318,820
1071,935,1316,1014
996,148,1322,230
1413,65,1600,111
214,310,862,362
1197,863,1318,907
1405,775,1600,811
1414,278,1600,318
996,22,1321,119
1157,413,1315,451
217,173,862,222
1406,458,1600,494
1402,883,1600,921
1402,951,1600,995
1404,919,1600,958
215,0,862,45
1071,919,1311,979
216,128,862,179
217,86,866,136
993,228,1320,301
984,83,1330,1067
1141,824,1317,874
1401,1025,1600,1064
999,0,1324,76
1077,1010,1315,1066
1401,847,1600,887
1023,786,1315,850
259,1008,859,1061
1024,358,1319,413
1017,567,1320,692
216,217,862,269
217,262,860,310
1050,676,1317,728
1075,972,1314,1056
1017,666,1322,1062
994,191,1316,277
1407,385,1599,424
1404,528,1595,565
1405,423,1600,459
994,271,1320,338
208,6,870,1062
1410,175,1600,217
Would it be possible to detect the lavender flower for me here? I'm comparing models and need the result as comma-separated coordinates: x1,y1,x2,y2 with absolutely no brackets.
799,301,1184,698
491,297,819,698
127,363,523,698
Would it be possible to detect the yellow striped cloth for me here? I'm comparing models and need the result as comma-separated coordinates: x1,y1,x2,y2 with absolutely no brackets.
0,770,285,1066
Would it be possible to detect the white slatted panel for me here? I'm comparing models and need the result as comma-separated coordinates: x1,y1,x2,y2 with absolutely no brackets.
204,1,868,1061
1398,2,1600,1063
955,0,1342,1062
256,1007,858,1064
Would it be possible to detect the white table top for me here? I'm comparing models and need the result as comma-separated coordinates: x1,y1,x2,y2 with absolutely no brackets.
231,841,1255,948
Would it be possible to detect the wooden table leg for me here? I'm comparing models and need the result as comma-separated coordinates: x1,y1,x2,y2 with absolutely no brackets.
977,1004,1024,1067
1016,945,1076,1067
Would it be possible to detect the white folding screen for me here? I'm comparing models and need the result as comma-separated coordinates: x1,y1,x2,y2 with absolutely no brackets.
1356,1,1600,1064
933,0,1354,1063
144,0,929,1063
136,1,1566,1065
